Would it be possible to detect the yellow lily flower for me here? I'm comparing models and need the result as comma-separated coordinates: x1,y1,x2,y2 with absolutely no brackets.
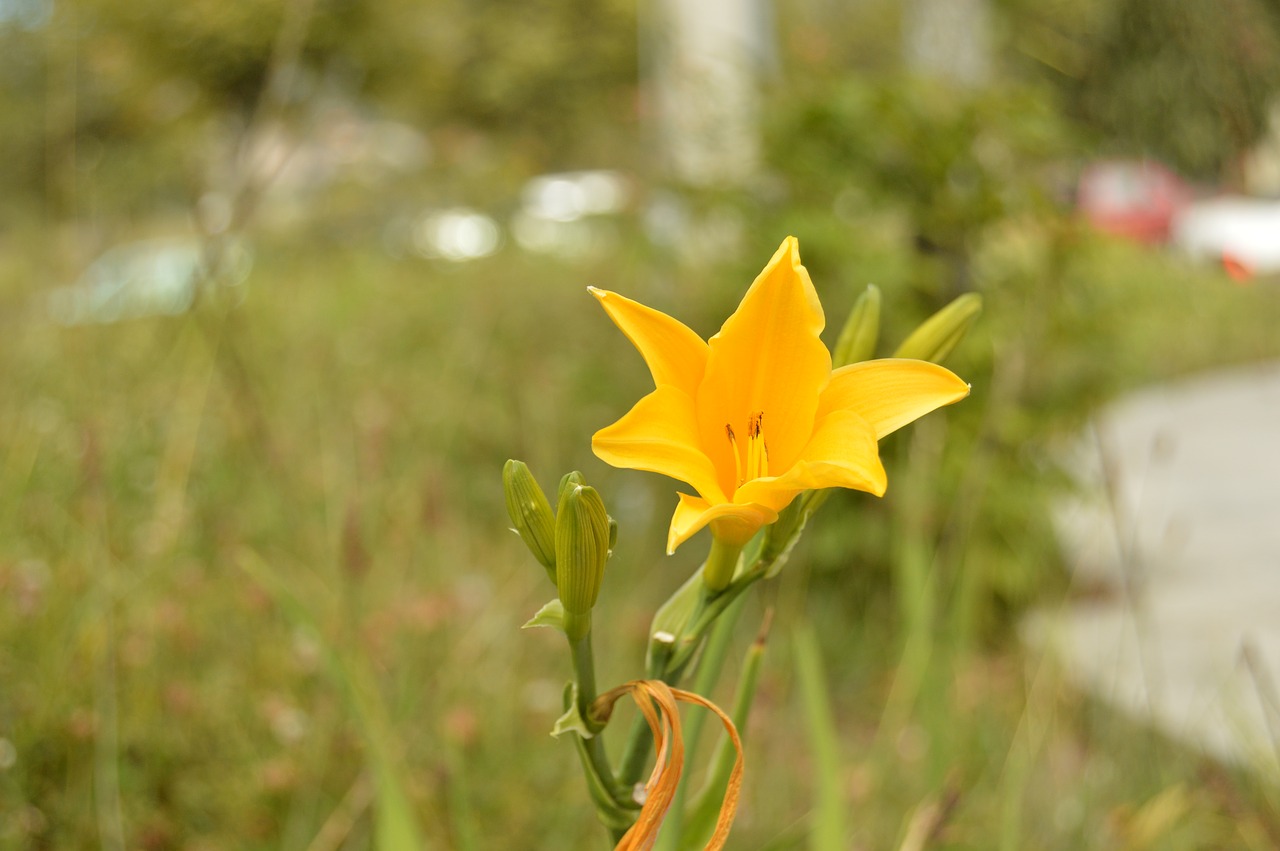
590,236,970,563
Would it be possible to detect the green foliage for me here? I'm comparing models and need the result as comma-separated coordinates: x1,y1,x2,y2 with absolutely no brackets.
1070,0,1280,179
363,0,639,150
0,0,639,219
791,624,845,850
0,26,48,216
238,553,427,851
5,1,1280,845
768,75,1076,271
3,203,1279,848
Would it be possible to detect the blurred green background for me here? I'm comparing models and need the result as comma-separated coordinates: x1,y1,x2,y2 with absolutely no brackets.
3,0,1280,848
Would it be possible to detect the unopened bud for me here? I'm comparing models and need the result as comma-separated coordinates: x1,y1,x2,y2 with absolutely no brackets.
554,484,610,633
833,284,881,367
761,498,806,564
558,471,585,503
503,460,557,582
893,293,982,364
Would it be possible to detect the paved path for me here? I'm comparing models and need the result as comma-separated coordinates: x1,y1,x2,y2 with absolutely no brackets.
1030,361,1280,771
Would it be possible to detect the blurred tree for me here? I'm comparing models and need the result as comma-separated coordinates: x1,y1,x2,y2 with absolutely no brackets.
356,0,637,161
0,0,639,221
0,23,48,218
1072,0,1280,182
767,75,1075,297
646,0,773,187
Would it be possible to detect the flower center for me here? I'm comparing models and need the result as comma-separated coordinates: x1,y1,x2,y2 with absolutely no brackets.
725,412,768,487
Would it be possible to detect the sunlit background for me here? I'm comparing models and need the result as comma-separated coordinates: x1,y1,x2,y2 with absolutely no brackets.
3,0,1280,847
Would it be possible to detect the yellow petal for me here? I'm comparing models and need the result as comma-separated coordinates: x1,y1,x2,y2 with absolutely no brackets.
593,385,727,504
735,409,886,509
667,493,777,554
816,358,969,440
589,287,708,396
694,237,832,492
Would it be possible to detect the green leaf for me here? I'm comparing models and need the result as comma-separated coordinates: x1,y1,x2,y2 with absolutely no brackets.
551,684,596,739
645,566,705,673
679,607,768,849
794,623,846,851
522,598,566,632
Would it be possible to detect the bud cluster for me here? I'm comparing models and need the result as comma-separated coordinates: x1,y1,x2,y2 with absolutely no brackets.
503,460,614,638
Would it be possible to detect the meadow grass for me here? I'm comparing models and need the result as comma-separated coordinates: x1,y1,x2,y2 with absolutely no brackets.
2,218,1279,849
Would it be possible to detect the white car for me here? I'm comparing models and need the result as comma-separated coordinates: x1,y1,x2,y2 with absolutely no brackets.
1171,196,1280,279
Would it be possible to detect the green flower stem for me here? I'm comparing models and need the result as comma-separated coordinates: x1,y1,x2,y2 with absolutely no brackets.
702,537,743,593
665,571,763,675
570,734,636,833
616,712,653,791
615,637,702,786
614,493,824,819
615,565,764,788
681,613,770,849
654,592,751,851
567,619,629,811
685,592,750,750
569,623,598,716
615,491,830,831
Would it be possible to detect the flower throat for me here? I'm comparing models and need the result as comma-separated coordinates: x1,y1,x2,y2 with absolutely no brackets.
725,412,768,487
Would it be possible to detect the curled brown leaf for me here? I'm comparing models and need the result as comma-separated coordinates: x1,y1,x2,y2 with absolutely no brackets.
593,680,744,851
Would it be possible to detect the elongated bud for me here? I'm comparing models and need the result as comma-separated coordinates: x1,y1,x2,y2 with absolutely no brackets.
761,498,806,565
893,292,983,364
833,284,881,367
503,460,557,582
558,471,585,503
554,484,611,630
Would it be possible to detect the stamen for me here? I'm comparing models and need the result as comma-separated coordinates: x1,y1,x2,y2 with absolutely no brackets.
747,412,767,480
725,424,744,486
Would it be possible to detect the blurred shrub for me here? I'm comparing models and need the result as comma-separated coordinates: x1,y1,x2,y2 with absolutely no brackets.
1068,0,1280,181
766,74,1076,293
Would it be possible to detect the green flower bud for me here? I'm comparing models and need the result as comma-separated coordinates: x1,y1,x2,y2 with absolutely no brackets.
893,292,982,364
761,498,806,565
554,484,610,627
833,284,881,367
558,470,585,503
503,460,557,582
760,489,830,579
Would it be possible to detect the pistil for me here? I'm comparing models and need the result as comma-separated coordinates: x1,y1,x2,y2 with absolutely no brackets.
725,424,744,486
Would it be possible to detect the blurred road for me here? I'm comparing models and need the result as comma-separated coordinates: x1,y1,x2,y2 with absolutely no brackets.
1033,361,1280,770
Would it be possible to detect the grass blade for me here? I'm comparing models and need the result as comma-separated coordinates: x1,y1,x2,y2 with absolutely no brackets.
239,551,428,851
793,622,846,851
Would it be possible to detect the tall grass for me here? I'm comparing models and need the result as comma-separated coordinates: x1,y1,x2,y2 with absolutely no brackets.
2,218,1279,847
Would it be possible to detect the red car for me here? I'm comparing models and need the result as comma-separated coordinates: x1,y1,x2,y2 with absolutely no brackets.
1077,160,1191,244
